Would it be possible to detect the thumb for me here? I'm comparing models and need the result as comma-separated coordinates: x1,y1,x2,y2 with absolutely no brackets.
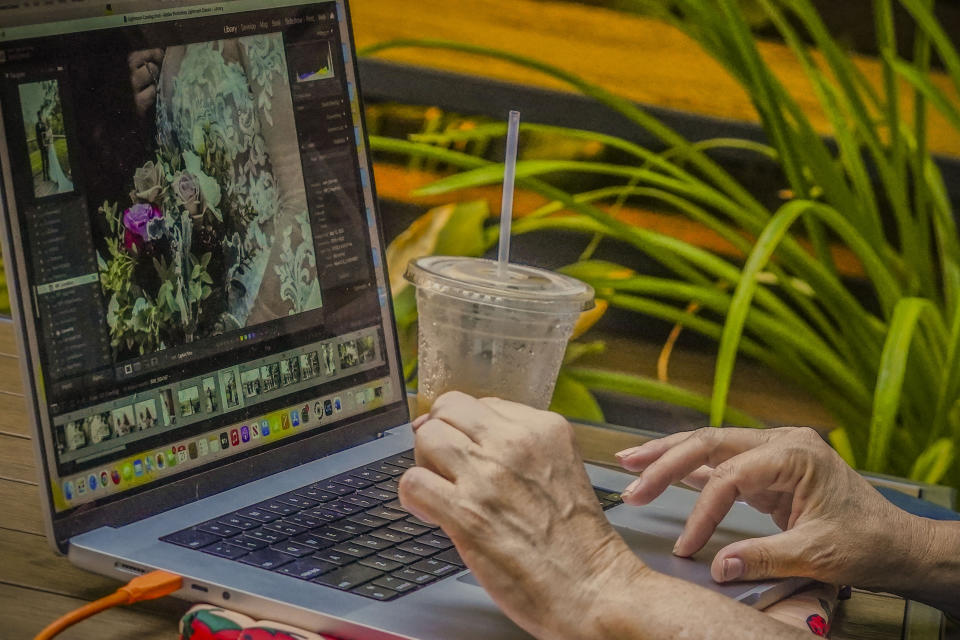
711,526,817,583
397,466,456,529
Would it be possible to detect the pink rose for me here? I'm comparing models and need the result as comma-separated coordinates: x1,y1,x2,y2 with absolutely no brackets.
122,203,162,252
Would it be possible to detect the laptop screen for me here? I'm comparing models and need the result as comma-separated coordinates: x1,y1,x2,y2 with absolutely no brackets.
0,0,403,514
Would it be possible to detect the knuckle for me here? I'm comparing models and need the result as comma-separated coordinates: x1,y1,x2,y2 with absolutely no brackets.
692,426,718,445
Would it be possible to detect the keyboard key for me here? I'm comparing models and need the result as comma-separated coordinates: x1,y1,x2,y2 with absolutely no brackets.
365,506,407,521
328,520,372,536
282,514,325,530
262,521,307,537
313,563,384,590
382,455,415,469
383,499,407,512
312,549,354,565
277,493,319,510
370,528,412,544
234,507,280,523
404,515,438,529
274,557,338,580
352,535,394,551
302,507,345,523
217,515,260,531
229,535,269,551
271,541,316,558
325,501,364,516
314,526,354,543
254,500,299,516
388,521,429,536
433,548,465,567
341,494,380,509
346,514,389,529
311,481,354,496
245,528,287,544
293,487,338,502
372,575,417,593
376,548,420,564
197,521,241,538
352,469,389,483
162,528,222,550
289,533,335,550
375,479,400,492
201,541,249,559
415,533,453,550
352,583,399,601
396,542,439,557
331,474,373,489
357,488,397,502
331,543,376,559
239,548,295,570
391,567,436,585
359,556,403,572
366,462,406,477
410,558,460,577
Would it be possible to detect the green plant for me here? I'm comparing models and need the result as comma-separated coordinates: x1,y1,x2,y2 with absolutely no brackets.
362,0,960,490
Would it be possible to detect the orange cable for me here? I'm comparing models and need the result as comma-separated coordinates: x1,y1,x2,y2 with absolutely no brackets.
34,570,182,640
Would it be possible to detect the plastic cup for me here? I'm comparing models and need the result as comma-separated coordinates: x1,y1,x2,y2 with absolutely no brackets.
405,256,595,414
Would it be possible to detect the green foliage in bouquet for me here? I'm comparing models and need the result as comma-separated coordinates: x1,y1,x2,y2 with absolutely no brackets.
362,0,960,490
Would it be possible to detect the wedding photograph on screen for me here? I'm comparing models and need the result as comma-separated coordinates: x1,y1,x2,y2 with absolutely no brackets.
19,79,74,198
85,33,324,363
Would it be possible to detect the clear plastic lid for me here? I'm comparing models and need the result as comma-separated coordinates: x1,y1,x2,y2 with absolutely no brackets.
405,256,595,314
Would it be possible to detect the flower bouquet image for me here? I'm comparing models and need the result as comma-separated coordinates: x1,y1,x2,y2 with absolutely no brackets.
97,35,323,360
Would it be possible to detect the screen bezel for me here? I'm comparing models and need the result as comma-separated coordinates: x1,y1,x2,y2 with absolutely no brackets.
0,0,410,553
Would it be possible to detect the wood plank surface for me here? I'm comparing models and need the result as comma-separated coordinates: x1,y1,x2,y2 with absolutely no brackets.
351,0,960,158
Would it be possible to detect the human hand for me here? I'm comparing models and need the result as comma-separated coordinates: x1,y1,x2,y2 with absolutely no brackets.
616,427,928,592
128,48,165,118
399,392,648,640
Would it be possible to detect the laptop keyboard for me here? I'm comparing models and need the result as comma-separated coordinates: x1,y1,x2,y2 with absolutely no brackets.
162,450,624,601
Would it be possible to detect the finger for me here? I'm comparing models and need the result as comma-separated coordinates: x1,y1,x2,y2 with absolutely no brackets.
615,431,697,472
621,428,773,505
480,396,545,423
711,526,817,583
398,466,457,528
128,48,164,70
411,413,429,430
413,418,475,482
134,86,157,115
428,391,503,444
679,465,713,491
130,64,156,91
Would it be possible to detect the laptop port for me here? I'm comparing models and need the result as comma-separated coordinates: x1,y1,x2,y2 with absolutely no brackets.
114,562,146,576
191,584,209,593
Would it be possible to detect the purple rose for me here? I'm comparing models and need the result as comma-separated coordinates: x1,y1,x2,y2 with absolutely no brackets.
122,203,162,251
172,171,201,217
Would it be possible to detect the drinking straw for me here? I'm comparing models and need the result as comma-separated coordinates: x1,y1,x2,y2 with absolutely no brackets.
497,110,521,279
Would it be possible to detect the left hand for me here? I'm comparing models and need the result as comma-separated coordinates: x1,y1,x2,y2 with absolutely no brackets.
399,392,648,640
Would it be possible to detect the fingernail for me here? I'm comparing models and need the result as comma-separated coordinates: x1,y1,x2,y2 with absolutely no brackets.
411,415,429,430
672,534,684,555
722,557,744,582
615,447,641,459
621,476,643,498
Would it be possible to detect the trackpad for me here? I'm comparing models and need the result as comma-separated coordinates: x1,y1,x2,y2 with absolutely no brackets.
457,572,481,588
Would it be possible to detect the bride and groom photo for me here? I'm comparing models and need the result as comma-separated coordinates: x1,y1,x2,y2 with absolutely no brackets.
19,79,74,198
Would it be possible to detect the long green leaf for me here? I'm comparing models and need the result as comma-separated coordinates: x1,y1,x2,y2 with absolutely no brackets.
909,439,955,485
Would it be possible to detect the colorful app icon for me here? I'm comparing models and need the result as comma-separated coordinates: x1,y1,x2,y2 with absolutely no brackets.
188,442,198,459
166,450,177,467
280,413,291,430
76,478,86,495
121,463,133,481
111,469,121,485
333,397,342,413
290,411,300,427
133,459,144,476
268,414,281,434
197,438,209,456
314,401,323,419
144,456,154,473
230,429,240,446
240,425,250,442
63,481,74,500
156,453,165,469
88,474,98,491
301,404,310,423
209,436,220,453
220,432,230,449
176,445,188,464
250,423,260,439
260,419,270,437
100,471,109,487
324,400,333,416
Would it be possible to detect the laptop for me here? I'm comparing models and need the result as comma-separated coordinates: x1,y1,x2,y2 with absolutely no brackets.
0,1,804,637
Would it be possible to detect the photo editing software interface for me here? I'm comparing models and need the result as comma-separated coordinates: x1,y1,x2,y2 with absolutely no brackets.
0,0,402,513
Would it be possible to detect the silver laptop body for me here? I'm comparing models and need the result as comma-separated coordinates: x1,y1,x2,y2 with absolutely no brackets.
0,2,801,637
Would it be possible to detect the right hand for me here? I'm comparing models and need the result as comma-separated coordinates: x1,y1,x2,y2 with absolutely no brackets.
615,427,929,591
128,48,165,118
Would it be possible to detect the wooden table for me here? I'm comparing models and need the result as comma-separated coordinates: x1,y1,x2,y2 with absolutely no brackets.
0,318,947,638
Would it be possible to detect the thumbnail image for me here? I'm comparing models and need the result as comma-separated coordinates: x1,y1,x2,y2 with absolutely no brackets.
292,41,336,83
58,420,87,453
178,386,200,417
91,33,323,365
19,79,74,198
134,399,158,431
319,344,336,376
357,335,376,364
299,352,317,381
159,389,176,426
202,376,219,413
338,340,359,370
259,365,276,393
267,363,282,389
241,368,262,397
221,370,240,408
280,357,300,386
111,404,136,436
